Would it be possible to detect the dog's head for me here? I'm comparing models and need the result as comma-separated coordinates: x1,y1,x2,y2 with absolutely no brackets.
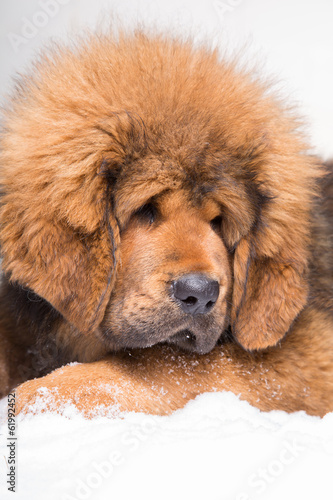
0,32,320,355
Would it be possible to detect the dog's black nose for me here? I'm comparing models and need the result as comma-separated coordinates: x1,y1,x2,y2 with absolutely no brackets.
171,274,219,315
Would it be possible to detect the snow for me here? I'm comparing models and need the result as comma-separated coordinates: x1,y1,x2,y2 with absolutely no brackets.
1,391,333,499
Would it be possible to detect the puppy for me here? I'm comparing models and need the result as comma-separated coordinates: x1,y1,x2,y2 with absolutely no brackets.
0,30,332,417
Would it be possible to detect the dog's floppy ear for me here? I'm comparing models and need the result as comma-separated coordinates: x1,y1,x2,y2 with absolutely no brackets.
0,108,128,334
230,219,309,351
223,119,322,351
0,191,120,333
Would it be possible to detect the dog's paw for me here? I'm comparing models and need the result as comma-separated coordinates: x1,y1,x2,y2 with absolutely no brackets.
15,352,184,417
15,359,131,417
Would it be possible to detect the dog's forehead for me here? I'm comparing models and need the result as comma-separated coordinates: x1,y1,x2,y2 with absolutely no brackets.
113,155,221,217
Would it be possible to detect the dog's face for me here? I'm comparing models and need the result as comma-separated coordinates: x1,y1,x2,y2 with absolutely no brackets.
101,187,231,354
0,32,320,357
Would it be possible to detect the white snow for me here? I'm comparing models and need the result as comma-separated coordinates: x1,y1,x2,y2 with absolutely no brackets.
1,391,333,500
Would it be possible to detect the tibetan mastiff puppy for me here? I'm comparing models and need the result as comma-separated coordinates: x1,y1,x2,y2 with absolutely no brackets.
0,30,332,417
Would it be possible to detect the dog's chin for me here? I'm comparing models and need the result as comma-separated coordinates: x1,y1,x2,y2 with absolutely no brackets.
99,326,221,355
164,329,219,354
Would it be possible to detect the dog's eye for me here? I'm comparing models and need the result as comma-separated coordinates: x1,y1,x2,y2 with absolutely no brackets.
210,216,222,234
134,203,158,225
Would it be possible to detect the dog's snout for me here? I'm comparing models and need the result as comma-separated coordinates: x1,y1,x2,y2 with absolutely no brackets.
171,274,220,315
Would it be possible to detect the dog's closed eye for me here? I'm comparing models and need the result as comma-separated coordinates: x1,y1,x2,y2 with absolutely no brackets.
134,203,158,226
210,215,223,234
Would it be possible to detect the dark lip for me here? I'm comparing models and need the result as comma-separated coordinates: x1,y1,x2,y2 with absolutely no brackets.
100,314,191,348
166,329,196,346
99,322,188,351
165,328,219,354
